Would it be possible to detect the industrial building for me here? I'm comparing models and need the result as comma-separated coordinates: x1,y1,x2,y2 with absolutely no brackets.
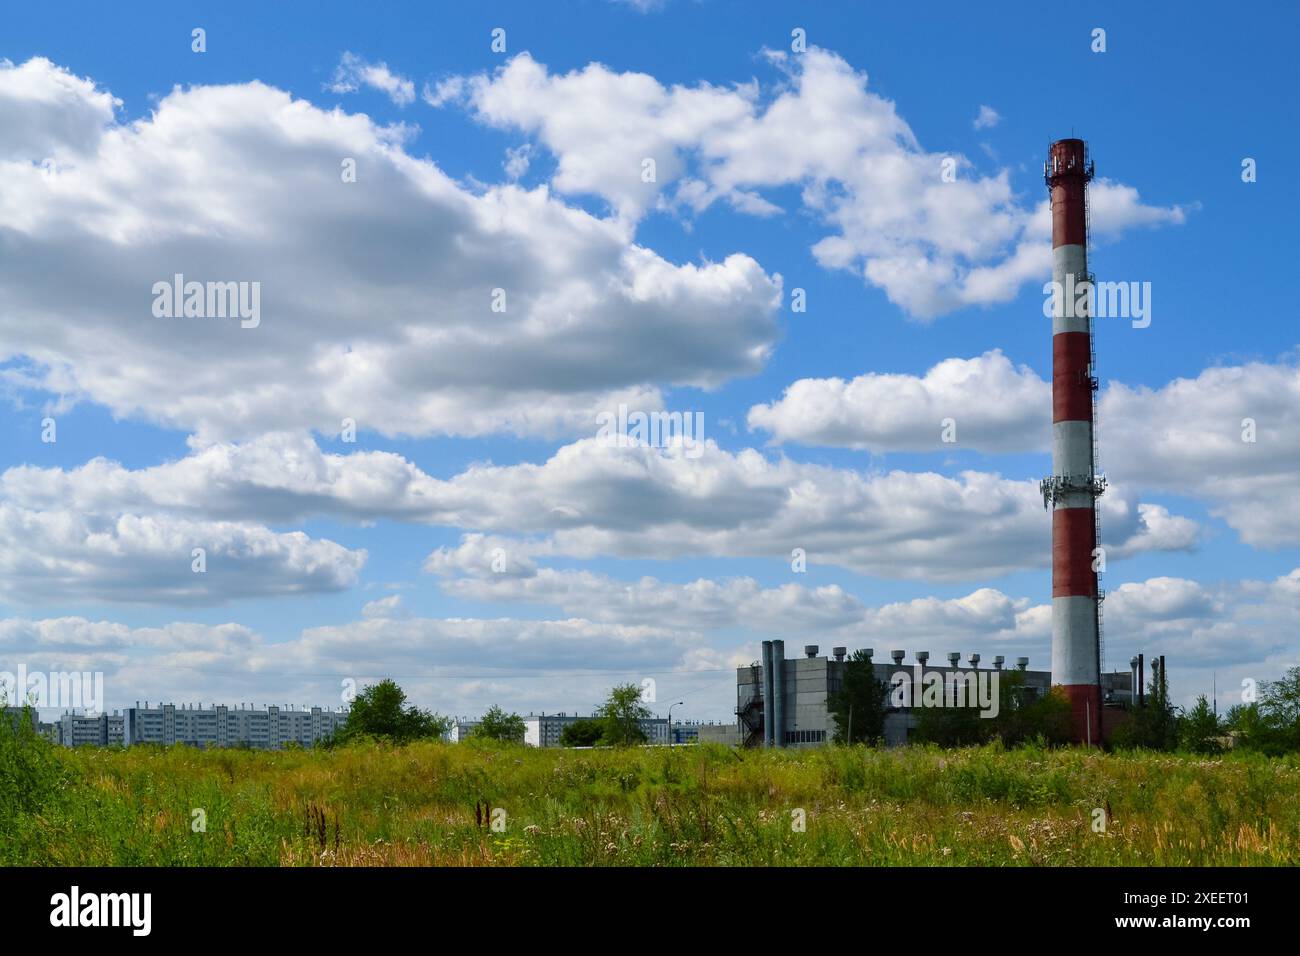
721,642,1133,749
670,721,706,745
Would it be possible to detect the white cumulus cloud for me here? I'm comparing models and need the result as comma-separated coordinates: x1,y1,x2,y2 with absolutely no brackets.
328,52,416,106
0,58,781,441
748,350,1049,452
443,48,1187,317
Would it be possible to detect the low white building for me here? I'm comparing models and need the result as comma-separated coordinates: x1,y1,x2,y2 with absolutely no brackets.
522,712,669,747
446,719,480,742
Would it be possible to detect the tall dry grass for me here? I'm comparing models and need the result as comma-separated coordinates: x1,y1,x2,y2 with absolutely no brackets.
4,739,1297,866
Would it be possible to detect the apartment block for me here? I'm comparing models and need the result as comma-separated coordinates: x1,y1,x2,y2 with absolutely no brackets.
124,702,346,749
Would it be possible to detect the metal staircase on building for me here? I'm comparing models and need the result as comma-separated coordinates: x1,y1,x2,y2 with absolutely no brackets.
737,663,766,748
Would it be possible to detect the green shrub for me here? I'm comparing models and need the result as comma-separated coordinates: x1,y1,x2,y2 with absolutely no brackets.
0,703,67,853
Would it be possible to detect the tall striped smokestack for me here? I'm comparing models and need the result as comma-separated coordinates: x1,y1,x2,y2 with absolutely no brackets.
1041,138,1104,745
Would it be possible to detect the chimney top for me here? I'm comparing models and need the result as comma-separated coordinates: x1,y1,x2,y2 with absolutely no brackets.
947,652,961,667
993,655,1005,670
1016,656,1030,671
832,646,847,662
890,650,905,665
804,644,819,658
915,651,930,665
969,653,981,668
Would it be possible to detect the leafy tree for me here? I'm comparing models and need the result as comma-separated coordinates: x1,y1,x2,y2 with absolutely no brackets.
993,673,1074,747
912,698,987,746
0,697,65,832
559,718,604,747
1177,695,1222,754
1222,668,1300,754
829,650,887,744
1259,666,1300,752
596,683,651,746
473,705,526,744
1144,658,1178,750
909,669,1074,748
335,680,450,744
1112,660,1178,751
1223,702,1276,753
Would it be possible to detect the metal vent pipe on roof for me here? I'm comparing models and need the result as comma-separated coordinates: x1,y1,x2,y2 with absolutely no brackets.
761,640,774,747
772,640,785,748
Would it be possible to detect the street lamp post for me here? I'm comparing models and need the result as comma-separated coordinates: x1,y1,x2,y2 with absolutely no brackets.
667,700,684,747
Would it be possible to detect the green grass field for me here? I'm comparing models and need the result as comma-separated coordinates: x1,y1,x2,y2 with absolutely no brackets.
5,741,1299,866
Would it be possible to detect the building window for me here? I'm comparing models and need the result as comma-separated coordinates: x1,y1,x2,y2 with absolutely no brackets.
784,729,826,744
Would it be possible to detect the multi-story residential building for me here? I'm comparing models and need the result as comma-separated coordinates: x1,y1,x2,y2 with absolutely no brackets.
57,711,125,747
5,705,74,744
2,705,38,735
123,702,346,749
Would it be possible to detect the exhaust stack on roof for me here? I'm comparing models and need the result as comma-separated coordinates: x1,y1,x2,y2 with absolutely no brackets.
761,640,774,748
771,640,785,749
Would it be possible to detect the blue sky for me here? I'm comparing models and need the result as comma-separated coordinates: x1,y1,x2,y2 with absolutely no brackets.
1,0,1297,720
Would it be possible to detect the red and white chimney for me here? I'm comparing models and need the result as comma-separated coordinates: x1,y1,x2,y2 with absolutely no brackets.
1042,138,1104,745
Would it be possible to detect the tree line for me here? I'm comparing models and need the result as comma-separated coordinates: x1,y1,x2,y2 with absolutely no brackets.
331,679,656,747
